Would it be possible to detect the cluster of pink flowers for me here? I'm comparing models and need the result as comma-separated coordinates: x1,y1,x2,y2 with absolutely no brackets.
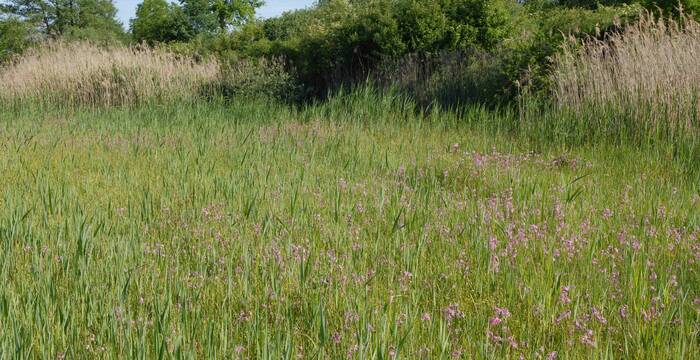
442,304,465,324
487,306,518,349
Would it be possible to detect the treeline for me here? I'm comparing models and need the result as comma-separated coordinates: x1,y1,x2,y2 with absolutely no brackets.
2,0,699,104
0,0,261,60
0,0,126,48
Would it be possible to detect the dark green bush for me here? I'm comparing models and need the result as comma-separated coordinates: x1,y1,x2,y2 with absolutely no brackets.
1,0,663,107
202,57,300,102
0,18,31,63
244,0,514,97
252,0,638,103
376,3,642,107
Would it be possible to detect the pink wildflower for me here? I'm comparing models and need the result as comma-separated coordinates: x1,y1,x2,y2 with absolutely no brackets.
580,330,595,347
494,306,511,319
560,286,572,305
619,305,628,319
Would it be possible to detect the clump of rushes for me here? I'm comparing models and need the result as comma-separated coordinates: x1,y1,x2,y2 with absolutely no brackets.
551,11,700,133
0,41,220,107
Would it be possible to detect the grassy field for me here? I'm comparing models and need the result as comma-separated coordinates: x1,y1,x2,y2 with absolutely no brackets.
0,97,698,359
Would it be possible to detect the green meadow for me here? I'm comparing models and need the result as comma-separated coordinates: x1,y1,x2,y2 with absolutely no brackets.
0,96,698,358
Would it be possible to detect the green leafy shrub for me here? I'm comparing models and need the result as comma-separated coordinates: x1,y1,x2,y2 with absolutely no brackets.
376,3,642,107
0,18,31,63
504,3,643,97
202,57,299,102
248,0,514,97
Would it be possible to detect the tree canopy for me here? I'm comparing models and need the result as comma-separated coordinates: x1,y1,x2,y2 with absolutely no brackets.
0,0,124,40
130,0,263,44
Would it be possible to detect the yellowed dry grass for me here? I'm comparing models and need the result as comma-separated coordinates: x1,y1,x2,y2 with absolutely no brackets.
551,12,700,129
0,42,220,107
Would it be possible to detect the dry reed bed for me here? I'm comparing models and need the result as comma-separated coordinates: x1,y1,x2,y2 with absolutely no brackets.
551,12,700,129
0,42,220,107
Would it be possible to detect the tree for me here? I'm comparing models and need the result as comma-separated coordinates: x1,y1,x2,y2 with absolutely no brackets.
395,0,449,53
439,0,513,50
210,0,262,31
180,0,217,34
0,0,124,39
175,0,263,35
130,0,262,43
0,17,31,62
131,0,193,44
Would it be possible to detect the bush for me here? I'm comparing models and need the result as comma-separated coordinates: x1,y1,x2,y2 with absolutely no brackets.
375,3,642,107
250,0,515,97
0,18,31,63
504,4,642,96
203,57,300,102
247,0,639,102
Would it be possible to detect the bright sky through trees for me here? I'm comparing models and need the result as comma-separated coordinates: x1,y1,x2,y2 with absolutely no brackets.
114,0,315,26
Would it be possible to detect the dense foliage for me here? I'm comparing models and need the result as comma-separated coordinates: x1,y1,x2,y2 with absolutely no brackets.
0,0,125,41
250,0,519,97
1,0,698,102
180,0,646,100
0,17,30,62
131,0,263,44
131,0,194,45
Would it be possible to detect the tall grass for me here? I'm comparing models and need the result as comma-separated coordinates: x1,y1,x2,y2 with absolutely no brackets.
1,7,700,359
377,50,512,108
0,42,220,107
1,97,698,358
550,11,700,133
